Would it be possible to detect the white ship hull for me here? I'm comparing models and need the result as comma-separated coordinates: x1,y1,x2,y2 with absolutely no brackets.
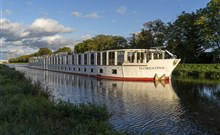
28,49,180,81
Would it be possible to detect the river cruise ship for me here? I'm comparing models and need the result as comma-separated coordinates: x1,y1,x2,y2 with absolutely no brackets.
28,48,181,81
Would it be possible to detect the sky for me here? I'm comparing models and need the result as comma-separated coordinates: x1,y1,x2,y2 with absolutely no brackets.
0,0,210,60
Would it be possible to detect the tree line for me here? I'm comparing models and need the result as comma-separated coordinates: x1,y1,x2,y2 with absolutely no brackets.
9,47,71,63
74,0,220,63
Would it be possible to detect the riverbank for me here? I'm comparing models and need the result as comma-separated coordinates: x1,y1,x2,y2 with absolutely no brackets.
173,64,220,80
0,65,122,134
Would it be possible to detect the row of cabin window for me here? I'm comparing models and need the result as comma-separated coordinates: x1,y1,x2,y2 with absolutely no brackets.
48,66,117,74
46,51,164,65
48,52,125,66
127,52,164,63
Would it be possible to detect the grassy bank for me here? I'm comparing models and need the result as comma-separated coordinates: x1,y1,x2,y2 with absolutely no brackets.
173,64,220,80
0,65,122,135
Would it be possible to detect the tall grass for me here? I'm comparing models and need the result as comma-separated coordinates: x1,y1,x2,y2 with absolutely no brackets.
173,64,220,80
0,65,124,135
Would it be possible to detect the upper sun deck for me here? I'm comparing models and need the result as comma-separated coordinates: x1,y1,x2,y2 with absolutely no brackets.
75,48,166,54
80,48,173,65
29,48,177,66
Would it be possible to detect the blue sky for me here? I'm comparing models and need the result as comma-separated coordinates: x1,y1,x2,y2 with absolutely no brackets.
0,0,210,59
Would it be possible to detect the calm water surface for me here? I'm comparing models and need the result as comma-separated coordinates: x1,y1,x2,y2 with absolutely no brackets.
10,65,220,135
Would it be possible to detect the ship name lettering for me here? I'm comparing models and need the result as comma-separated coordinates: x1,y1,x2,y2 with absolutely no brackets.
139,67,165,70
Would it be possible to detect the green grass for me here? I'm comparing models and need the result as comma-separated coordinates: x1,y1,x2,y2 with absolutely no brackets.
173,64,220,80
0,65,125,135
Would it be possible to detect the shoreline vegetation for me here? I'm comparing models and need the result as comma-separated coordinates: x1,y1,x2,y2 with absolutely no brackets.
0,65,125,135
173,64,220,80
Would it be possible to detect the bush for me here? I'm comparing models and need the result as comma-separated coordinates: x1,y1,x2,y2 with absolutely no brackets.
173,64,220,80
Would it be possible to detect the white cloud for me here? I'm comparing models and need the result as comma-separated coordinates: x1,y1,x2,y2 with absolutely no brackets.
29,18,73,35
1,45,35,59
84,12,99,19
72,11,100,19
72,11,82,17
81,34,92,40
0,19,25,41
22,35,75,50
117,6,127,15
1,18,76,59
0,19,21,31
9,48,25,55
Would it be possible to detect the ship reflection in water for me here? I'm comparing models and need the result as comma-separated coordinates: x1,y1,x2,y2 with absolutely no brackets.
13,65,220,135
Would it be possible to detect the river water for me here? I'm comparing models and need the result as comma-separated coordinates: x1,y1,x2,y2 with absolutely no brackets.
10,65,220,135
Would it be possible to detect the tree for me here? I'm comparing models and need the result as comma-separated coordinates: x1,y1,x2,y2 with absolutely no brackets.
111,36,128,49
195,0,220,62
37,48,52,56
128,19,167,49
127,33,137,49
167,12,206,63
196,0,220,49
143,19,167,47
9,47,52,63
74,35,128,53
54,47,72,54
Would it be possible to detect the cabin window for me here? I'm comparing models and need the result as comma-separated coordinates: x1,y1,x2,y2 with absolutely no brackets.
154,53,158,59
117,51,124,65
78,68,81,71
127,52,135,63
57,57,60,64
72,55,74,65
99,69,103,73
78,55,81,65
102,52,107,65
109,52,115,65
137,52,144,63
73,68,75,71
97,53,101,65
84,54,87,65
146,53,150,62
112,69,117,74
153,53,162,59
60,57,62,64
84,68,86,72
91,68,93,72
90,53,94,65
69,67,71,70
66,56,68,65
62,56,65,65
